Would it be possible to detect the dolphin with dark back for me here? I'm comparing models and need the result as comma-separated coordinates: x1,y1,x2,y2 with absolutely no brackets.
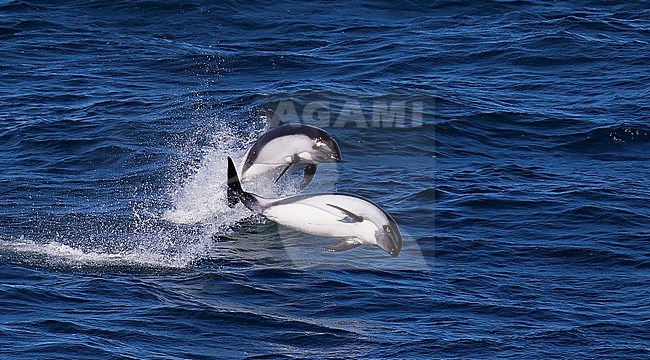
227,156,402,257
239,110,341,189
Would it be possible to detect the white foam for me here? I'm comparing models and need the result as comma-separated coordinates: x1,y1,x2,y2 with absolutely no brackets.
0,237,195,269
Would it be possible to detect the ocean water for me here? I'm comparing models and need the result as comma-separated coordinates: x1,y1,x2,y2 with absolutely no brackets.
1,0,649,358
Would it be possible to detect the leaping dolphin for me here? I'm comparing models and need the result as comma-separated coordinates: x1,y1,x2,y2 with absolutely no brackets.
239,110,341,189
227,156,402,257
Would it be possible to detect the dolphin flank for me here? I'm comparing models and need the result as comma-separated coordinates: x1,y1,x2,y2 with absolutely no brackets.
227,156,402,257
239,110,341,189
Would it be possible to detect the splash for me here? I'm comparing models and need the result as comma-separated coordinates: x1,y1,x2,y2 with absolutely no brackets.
162,118,268,221
0,117,269,270
162,119,308,225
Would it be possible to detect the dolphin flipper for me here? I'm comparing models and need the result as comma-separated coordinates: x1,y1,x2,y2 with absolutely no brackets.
324,240,361,253
275,160,306,183
299,164,317,189
275,164,292,183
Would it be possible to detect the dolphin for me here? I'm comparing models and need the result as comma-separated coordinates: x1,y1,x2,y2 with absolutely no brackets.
227,156,402,257
239,110,341,189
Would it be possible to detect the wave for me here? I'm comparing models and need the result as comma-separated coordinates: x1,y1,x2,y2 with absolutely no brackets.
0,1,46,12
554,125,650,152
434,111,650,158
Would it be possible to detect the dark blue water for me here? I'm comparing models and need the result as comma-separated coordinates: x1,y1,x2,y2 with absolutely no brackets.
1,1,649,358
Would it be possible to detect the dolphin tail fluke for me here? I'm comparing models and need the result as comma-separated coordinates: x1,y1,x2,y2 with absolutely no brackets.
227,156,245,207
227,157,262,211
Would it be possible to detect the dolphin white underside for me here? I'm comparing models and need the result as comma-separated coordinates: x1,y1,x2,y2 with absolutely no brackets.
257,193,393,246
240,134,315,182
252,134,313,164
262,203,380,245
241,163,285,182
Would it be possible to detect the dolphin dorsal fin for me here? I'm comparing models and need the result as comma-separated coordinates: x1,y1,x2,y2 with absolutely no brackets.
265,109,284,129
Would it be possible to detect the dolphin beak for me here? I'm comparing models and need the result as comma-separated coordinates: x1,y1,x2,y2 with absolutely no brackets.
376,226,402,257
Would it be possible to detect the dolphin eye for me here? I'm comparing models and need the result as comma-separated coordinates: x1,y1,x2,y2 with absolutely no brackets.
385,226,391,233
